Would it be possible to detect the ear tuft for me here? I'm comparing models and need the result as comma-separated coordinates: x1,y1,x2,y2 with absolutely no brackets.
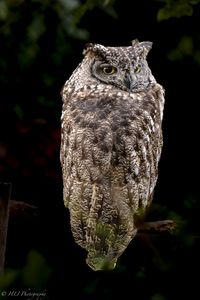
83,43,95,56
131,39,140,47
137,41,153,58
140,41,153,52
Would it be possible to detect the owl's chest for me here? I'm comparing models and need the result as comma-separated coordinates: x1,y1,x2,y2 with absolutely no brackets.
67,92,148,132
63,92,161,183
65,96,134,156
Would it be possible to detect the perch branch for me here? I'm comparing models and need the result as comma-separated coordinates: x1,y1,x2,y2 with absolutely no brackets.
0,183,11,275
138,219,177,233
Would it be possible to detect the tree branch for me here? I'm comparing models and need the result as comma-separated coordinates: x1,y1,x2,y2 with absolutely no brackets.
0,183,11,275
138,219,177,233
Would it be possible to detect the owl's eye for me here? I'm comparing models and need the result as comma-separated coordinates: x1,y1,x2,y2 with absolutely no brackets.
101,65,117,75
134,64,142,73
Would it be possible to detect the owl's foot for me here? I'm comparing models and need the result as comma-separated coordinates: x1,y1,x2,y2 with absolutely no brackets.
138,220,176,233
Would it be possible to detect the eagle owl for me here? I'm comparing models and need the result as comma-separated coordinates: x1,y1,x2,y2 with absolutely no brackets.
60,39,165,271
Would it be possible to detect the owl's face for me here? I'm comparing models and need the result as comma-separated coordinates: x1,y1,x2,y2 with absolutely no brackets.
80,39,156,93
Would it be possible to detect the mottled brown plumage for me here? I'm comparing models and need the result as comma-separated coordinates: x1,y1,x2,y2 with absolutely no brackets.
60,40,165,271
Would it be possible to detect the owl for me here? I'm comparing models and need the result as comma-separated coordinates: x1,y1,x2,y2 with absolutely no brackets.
60,39,165,271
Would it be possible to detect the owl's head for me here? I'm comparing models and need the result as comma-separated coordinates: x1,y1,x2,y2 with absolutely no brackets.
79,39,156,92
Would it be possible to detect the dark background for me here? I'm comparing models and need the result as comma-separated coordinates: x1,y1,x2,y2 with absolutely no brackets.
0,0,199,299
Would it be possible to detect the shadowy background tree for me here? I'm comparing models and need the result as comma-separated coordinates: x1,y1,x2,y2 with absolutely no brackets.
0,0,200,299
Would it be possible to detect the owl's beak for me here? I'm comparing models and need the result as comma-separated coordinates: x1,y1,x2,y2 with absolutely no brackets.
124,73,131,90
124,73,137,91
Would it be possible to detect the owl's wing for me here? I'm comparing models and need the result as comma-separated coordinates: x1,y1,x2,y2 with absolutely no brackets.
108,89,163,221
60,96,114,210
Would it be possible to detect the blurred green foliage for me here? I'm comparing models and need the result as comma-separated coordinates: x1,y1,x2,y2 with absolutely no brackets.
167,35,200,64
0,251,50,299
21,251,51,289
0,269,19,292
157,0,200,21
150,294,166,300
